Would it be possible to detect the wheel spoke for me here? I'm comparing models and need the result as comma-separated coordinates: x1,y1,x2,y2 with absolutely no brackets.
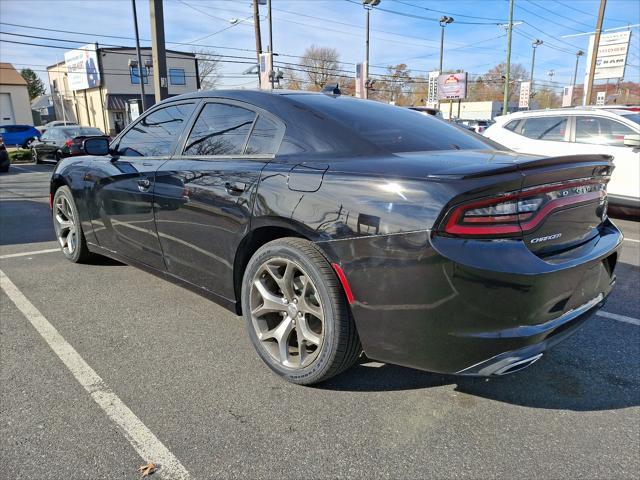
264,260,296,300
252,278,287,317
298,276,323,319
297,315,321,346
66,230,75,253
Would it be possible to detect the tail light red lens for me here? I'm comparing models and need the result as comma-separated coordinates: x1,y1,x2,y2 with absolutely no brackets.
64,139,74,148
443,179,606,237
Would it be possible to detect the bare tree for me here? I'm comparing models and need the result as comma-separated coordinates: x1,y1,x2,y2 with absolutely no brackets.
300,45,340,91
193,48,221,90
470,62,529,102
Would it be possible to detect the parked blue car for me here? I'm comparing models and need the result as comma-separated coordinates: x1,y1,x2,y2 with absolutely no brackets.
0,125,41,148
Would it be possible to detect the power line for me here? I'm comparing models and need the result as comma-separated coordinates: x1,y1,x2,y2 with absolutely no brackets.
391,0,513,22
525,0,595,30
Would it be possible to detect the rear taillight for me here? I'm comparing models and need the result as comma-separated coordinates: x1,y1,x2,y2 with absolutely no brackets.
65,139,74,148
442,179,606,237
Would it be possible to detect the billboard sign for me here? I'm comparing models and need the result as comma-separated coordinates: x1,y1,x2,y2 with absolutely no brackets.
584,30,631,82
519,81,530,108
65,44,101,91
437,73,467,100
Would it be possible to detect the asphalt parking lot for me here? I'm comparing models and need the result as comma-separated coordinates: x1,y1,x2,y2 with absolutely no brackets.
1,163,638,479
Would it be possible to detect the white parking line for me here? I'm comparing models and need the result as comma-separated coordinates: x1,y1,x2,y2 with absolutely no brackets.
624,238,640,244
597,311,640,326
0,269,191,479
0,248,59,259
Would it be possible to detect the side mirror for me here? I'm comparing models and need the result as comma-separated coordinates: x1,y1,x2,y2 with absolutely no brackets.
83,137,110,156
623,134,640,148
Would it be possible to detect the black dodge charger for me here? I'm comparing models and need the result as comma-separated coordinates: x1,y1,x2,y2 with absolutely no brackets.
50,90,622,385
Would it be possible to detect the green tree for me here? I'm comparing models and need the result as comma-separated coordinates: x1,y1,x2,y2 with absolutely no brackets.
20,68,46,100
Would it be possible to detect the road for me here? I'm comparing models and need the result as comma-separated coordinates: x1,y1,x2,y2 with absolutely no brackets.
1,163,638,479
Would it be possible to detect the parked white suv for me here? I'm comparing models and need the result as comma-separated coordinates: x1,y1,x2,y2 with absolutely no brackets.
484,107,640,213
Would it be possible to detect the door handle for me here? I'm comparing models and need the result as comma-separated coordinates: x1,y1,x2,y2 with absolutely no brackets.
225,181,247,194
137,178,151,192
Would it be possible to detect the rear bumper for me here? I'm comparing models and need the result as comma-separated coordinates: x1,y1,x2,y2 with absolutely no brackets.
317,219,622,375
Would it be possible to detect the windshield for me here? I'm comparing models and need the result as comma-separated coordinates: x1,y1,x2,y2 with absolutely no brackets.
289,94,499,153
620,113,640,126
62,128,103,137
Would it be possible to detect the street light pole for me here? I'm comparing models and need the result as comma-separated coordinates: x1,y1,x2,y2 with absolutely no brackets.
131,0,147,112
438,16,454,74
529,39,542,109
363,0,380,99
502,0,514,115
572,50,584,105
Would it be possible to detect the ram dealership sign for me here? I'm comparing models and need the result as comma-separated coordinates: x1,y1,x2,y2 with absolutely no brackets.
584,30,631,81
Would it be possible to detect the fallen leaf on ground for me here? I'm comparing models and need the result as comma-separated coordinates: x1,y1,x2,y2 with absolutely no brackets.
136,462,157,477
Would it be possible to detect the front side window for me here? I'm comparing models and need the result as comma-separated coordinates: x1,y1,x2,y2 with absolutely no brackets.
117,103,195,157
184,103,256,156
130,66,149,85
575,116,635,147
169,68,186,86
520,116,568,141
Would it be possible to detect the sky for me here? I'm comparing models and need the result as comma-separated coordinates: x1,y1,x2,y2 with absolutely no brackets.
0,0,639,94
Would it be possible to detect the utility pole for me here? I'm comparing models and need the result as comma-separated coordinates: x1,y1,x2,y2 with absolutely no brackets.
571,50,584,105
149,0,168,103
252,0,262,87
585,0,607,105
267,0,274,89
132,0,147,112
363,0,380,99
529,39,542,109
502,0,514,115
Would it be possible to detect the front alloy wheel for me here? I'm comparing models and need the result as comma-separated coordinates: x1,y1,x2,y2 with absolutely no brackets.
242,238,361,385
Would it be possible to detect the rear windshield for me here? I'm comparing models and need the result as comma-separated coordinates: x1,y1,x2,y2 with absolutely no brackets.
289,94,494,153
62,127,103,137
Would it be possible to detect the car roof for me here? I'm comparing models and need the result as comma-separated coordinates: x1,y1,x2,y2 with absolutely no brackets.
495,106,636,123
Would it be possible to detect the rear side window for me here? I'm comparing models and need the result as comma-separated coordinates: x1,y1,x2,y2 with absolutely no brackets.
245,116,280,155
117,103,195,157
184,103,256,156
520,116,568,141
288,94,492,153
575,116,635,146
504,119,521,131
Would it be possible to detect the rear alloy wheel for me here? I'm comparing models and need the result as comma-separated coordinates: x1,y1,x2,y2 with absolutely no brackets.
242,238,361,385
32,147,41,164
52,186,93,263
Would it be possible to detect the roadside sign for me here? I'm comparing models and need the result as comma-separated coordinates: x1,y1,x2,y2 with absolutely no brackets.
259,52,273,90
562,85,574,107
584,30,631,82
437,73,467,100
519,81,531,108
426,71,439,108
355,62,366,99
596,91,606,106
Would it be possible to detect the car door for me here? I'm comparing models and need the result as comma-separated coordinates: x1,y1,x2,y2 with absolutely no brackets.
569,115,639,201
87,101,197,269
153,100,284,300
37,129,56,159
509,115,571,156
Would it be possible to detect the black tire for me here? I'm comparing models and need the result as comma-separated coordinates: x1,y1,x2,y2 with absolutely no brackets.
242,237,362,385
32,147,41,164
52,186,94,263
55,150,62,162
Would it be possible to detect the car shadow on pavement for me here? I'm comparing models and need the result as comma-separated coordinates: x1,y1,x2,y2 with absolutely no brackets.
0,200,56,245
318,323,639,412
